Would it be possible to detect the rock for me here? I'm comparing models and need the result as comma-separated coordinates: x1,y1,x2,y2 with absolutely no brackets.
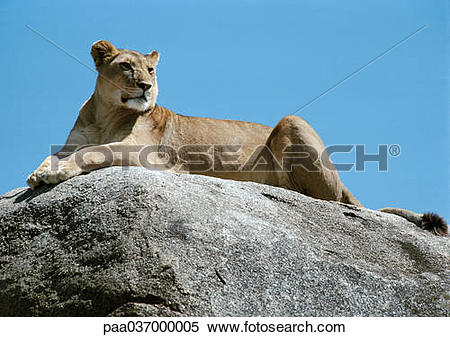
0,167,448,316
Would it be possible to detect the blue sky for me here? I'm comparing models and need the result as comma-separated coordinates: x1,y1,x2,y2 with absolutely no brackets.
0,0,448,219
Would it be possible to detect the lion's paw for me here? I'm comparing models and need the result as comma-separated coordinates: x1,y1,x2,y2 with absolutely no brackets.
27,157,82,189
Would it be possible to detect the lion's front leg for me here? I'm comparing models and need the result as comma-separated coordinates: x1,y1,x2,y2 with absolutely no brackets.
27,154,83,189
27,143,143,189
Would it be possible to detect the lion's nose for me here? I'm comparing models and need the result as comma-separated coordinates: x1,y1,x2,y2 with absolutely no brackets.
137,82,152,91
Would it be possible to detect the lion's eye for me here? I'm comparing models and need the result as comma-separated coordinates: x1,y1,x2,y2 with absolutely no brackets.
120,62,132,71
148,67,154,74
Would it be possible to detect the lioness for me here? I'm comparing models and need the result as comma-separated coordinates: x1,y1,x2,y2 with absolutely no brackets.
27,40,447,236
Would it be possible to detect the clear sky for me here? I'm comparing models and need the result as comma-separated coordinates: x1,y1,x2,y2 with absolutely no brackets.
0,0,448,219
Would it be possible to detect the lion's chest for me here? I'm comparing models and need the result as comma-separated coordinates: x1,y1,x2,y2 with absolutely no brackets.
86,114,156,145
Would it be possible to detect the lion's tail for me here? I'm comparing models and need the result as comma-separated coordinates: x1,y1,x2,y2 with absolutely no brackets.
379,207,448,236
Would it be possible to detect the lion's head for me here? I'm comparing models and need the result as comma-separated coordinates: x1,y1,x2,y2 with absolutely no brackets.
91,40,159,112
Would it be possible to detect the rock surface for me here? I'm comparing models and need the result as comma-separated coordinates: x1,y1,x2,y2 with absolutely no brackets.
0,167,448,316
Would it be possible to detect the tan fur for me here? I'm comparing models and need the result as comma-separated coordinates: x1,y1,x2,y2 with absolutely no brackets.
29,41,445,235
379,208,447,236
29,40,358,206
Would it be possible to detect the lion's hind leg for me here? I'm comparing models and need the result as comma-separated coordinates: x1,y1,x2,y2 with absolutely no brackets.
266,115,348,203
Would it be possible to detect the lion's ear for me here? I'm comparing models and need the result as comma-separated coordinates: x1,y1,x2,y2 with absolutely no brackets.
91,40,119,68
145,50,160,66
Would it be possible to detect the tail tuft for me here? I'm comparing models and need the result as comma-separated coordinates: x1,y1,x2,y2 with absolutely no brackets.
379,207,447,237
421,213,448,236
